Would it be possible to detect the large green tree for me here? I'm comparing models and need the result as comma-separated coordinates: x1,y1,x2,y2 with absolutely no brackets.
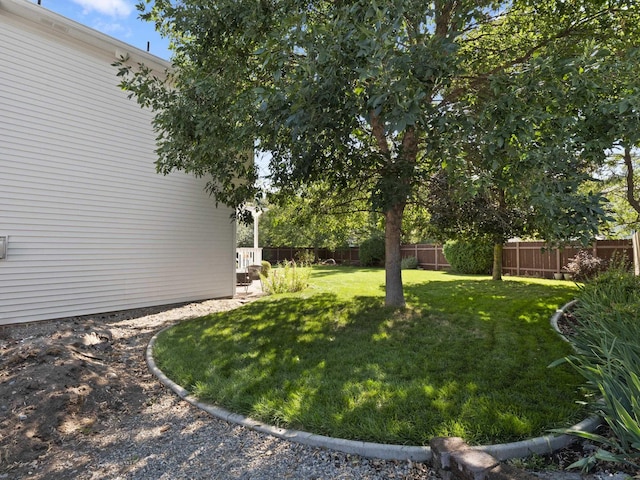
426,49,616,280
118,0,627,306
423,0,640,279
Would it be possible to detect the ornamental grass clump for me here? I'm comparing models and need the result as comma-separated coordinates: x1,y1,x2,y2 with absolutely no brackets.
553,265,640,471
261,261,310,294
261,260,272,278
400,256,419,269
295,250,316,267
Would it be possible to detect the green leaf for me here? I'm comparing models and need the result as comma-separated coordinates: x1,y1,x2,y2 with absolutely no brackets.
566,455,596,471
594,448,625,463
548,357,569,368
619,100,629,114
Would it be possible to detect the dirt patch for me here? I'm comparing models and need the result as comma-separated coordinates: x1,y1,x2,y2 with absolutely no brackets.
0,296,256,479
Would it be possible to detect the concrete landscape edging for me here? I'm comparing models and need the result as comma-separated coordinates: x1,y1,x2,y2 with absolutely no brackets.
146,299,600,463
550,299,579,345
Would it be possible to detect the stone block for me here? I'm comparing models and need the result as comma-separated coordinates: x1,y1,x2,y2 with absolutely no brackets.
430,436,468,471
450,448,500,480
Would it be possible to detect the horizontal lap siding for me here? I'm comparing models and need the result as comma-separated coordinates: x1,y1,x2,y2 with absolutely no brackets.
0,10,234,325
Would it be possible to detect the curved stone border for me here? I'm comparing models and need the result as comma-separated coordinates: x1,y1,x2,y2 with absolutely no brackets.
550,299,578,344
146,303,600,463
472,415,600,461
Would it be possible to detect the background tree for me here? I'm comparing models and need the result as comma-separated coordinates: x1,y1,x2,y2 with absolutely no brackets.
557,3,640,233
259,182,377,256
260,187,429,250
422,0,640,279
582,46,640,231
399,201,435,244
426,167,529,281
236,221,255,248
426,51,613,280
117,0,628,306
595,150,640,238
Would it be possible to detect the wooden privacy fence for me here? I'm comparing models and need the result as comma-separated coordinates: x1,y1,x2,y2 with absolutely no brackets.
262,240,633,279
263,246,360,265
501,240,632,278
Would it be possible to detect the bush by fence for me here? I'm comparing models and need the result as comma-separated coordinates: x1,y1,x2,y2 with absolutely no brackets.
359,234,385,267
442,238,493,275
262,240,633,279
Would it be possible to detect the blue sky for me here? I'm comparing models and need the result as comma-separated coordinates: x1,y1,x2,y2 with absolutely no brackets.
32,0,171,60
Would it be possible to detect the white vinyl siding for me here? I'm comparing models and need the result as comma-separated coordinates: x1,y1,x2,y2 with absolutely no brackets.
0,4,235,325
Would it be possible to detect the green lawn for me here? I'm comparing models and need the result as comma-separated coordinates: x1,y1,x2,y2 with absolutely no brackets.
153,267,585,445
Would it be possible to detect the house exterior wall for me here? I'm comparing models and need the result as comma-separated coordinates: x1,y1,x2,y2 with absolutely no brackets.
0,0,236,325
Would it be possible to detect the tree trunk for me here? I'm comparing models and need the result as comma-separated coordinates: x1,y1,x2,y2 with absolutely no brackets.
623,146,640,216
370,114,415,309
492,242,503,281
385,202,406,307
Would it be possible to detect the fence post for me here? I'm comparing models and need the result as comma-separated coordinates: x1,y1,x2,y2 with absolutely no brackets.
633,232,640,276
516,242,520,276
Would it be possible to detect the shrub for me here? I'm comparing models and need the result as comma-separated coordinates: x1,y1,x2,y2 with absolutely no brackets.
401,256,419,270
552,266,640,470
442,238,493,274
564,251,605,281
261,261,310,294
295,249,316,266
261,260,272,278
359,234,385,267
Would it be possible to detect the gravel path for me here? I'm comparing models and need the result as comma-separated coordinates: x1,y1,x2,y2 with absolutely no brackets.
0,289,438,480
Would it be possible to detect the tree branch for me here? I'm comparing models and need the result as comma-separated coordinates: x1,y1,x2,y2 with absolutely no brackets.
369,110,391,156
441,6,622,105
434,0,454,37
401,126,418,163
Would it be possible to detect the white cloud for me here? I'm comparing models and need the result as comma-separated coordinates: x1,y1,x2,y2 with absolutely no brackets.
71,0,133,17
93,20,132,37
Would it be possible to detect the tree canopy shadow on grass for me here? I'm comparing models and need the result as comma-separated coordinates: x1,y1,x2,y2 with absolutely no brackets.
153,274,584,446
